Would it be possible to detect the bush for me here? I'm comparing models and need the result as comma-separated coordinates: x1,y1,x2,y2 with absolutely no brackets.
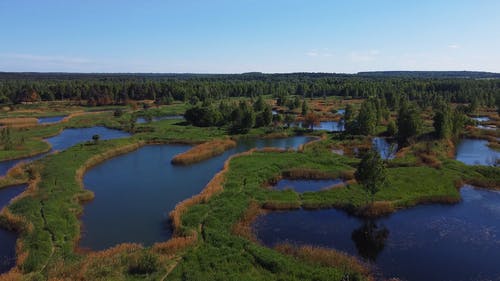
128,252,159,275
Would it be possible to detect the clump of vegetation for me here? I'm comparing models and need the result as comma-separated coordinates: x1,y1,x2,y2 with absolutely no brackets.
171,138,237,165
128,252,159,275
355,149,387,203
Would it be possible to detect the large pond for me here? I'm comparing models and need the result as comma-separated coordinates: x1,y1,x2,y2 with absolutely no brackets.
80,136,314,250
273,179,343,192
455,139,499,166
0,126,130,176
0,184,27,274
253,186,500,281
37,116,66,124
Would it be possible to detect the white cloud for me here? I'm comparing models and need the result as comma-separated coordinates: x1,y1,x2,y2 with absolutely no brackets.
0,53,92,64
306,49,334,57
305,51,319,57
448,44,460,49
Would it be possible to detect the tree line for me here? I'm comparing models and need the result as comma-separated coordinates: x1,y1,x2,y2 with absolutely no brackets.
0,73,498,107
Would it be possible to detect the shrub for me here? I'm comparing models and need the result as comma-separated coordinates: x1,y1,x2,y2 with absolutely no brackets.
128,252,159,275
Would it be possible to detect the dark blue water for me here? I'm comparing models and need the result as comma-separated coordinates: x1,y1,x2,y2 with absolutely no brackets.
80,136,313,250
0,127,130,176
0,184,27,274
455,139,499,166
294,121,344,132
136,115,184,124
372,137,398,160
37,116,66,124
273,179,344,192
253,186,500,281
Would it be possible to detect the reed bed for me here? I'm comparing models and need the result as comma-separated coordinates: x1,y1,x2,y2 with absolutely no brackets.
171,138,236,165
274,243,372,280
231,200,264,242
0,117,39,127
153,232,198,256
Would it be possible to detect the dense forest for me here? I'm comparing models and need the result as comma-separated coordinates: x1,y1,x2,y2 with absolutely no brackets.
0,72,499,107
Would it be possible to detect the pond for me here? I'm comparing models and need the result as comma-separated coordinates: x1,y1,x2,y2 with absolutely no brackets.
136,115,184,124
80,136,314,250
253,186,500,281
294,121,344,132
0,184,27,274
336,109,345,115
471,116,490,122
273,179,344,192
37,115,66,124
455,139,499,166
372,137,398,160
0,126,131,176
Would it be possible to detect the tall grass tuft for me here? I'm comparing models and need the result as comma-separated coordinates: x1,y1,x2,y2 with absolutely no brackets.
171,139,237,165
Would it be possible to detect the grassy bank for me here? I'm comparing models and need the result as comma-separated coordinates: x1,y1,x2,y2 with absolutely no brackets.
171,138,237,165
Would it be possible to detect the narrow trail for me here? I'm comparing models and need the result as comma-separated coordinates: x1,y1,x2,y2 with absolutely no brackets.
37,200,56,274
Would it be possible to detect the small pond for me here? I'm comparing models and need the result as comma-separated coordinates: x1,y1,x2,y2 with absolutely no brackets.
294,121,344,132
471,116,490,122
372,137,398,160
273,179,344,192
0,126,130,176
37,115,66,124
0,184,27,274
80,136,314,250
455,139,499,166
253,185,500,281
136,115,184,124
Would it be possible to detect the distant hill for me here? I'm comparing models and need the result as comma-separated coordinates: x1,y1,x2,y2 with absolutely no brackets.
357,71,500,79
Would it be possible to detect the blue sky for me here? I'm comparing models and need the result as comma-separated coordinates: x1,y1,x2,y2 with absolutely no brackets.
0,0,499,73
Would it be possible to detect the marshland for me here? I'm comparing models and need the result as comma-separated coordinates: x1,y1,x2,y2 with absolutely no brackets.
0,72,498,281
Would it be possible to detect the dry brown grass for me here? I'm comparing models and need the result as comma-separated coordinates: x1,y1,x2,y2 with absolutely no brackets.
171,139,237,165
274,243,372,280
356,201,395,218
152,232,198,256
231,200,264,242
0,117,38,127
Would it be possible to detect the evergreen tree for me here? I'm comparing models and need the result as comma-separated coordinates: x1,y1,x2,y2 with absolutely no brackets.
301,99,309,116
355,149,386,203
433,103,452,139
396,102,422,145
356,100,377,135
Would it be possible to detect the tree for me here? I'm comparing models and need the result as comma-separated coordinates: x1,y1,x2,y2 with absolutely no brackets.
303,112,320,130
283,114,296,128
396,102,422,145
433,103,452,139
301,99,309,116
386,120,397,136
92,134,100,144
255,106,273,127
356,100,377,135
253,95,266,112
0,127,13,150
230,101,255,134
355,149,386,203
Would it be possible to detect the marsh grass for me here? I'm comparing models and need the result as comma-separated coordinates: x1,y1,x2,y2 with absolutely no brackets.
171,138,237,165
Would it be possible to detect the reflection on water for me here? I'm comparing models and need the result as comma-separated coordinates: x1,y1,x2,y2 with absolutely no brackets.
253,186,500,281
0,184,27,274
294,121,345,132
351,220,389,262
455,139,499,166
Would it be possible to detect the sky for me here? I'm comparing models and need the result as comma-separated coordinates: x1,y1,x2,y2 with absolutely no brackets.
0,0,499,73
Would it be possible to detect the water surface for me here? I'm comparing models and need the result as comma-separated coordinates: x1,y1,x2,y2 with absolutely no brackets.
253,186,500,281
0,126,130,176
273,179,344,192
471,116,490,122
455,139,499,166
37,116,66,124
0,184,27,274
295,121,344,132
372,137,398,160
81,136,313,250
